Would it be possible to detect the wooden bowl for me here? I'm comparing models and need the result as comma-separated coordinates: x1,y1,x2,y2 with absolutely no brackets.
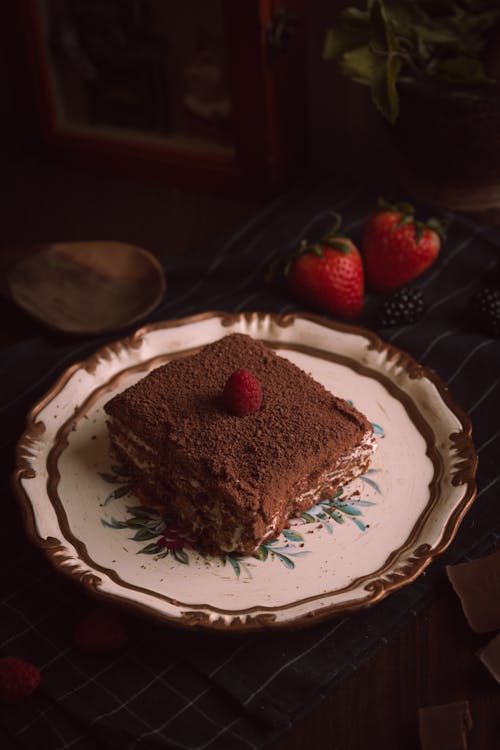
7,241,166,336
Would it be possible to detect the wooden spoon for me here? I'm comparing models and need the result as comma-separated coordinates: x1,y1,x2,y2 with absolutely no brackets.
3,241,166,336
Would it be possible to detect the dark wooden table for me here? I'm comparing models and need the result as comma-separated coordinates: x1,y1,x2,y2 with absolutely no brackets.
2,154,499,750
274,577,500,750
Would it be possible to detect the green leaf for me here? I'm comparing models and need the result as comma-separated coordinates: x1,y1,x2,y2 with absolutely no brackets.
323,26,370,60
426,215,450,239
371,421,385,436
327,238,353,254
131,528,159,541
322,211,342,239
371,50,401,123
253,546,269,561
321,519,334,535
138,542,162,555
265,538,279,547
125,505,162,519
103,485,130,505
173,548,189,565
335,503,363,516
101,517,128,529
329,510,345,524
124,518,154,529
282,528,304,542
378,197,415,216
273,551,295,570
415,221,425,243
360,475,382,494
415,33,430,62
395,215,414,230
99,472,121,484
351,517,367,532
365,2,403,122
300,511,316,524
227,556,241,576
371,0,395,51
341,45,375,86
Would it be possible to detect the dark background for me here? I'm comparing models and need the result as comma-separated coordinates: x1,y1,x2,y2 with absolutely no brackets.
1,3,500,750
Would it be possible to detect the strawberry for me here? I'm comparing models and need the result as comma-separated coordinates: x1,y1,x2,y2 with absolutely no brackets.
74,608,128,653
0,656,41,703
284,214,364,319
362,200,447,292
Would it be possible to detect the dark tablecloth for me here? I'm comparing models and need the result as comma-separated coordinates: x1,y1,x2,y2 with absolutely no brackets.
1,181,499,750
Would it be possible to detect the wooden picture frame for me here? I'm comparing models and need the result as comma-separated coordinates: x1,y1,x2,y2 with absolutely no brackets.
10,0,307,196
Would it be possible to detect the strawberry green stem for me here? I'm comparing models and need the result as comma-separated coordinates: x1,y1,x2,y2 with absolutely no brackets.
377,196,450,241
321,211,342,244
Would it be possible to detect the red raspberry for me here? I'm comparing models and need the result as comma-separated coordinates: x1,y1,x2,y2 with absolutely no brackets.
0,656,41,703
74,608,128,653
223,369,262,416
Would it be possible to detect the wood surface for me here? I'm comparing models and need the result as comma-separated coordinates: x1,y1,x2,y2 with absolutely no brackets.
273,579,500,750
4,241,166,335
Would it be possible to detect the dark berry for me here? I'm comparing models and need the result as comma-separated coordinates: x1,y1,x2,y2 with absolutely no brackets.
471,287,500,336
0,657,41,703
223,369,262,416
378,287,425,326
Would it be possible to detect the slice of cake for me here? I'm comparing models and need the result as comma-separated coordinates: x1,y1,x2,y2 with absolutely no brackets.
104,333,376,554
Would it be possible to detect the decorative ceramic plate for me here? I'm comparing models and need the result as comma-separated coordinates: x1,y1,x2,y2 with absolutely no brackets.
13,312,477,631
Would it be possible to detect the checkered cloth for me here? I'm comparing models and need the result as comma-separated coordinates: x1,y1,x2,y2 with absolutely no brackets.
2,182,500,749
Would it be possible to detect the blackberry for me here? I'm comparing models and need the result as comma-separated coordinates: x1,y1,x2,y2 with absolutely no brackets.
471,287,500,336
378,287,425,327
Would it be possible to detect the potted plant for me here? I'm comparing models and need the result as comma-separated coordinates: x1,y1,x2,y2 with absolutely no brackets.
323,0,500,218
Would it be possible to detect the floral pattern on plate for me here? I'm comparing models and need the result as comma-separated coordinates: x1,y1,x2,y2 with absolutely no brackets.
100,465,381,576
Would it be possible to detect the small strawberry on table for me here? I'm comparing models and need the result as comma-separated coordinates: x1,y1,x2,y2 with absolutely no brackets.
362,199,447,292
282,213,364,320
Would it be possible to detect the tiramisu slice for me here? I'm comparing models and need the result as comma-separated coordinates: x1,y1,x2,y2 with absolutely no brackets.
104,333,376,554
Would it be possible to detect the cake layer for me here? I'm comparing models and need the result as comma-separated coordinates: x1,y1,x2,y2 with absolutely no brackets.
104,333,377,554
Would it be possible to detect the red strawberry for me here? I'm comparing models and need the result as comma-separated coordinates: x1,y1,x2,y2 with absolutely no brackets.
74,608,128,653
362,200,446,292
285,215,364,319
0,656,41,703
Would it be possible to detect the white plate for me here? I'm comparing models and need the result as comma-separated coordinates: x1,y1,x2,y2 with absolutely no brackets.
13,312,477,631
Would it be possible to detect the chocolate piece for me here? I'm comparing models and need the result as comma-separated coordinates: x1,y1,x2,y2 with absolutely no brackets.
446,549,500,633
104,333,376,554
418,701,472,750
478,631,500,683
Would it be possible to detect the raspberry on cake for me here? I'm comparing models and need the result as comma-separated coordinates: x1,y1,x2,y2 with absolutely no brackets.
104,333,376,554
223,368,262,415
